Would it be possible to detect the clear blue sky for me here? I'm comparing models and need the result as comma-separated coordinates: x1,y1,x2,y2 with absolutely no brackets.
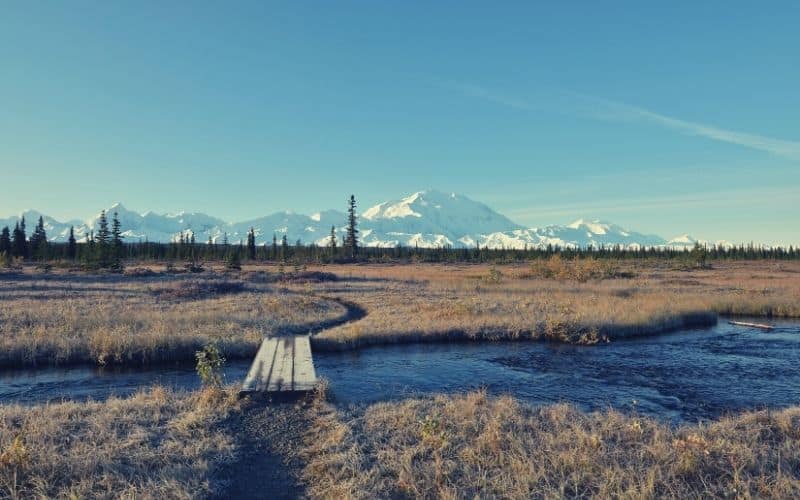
2,1,798,244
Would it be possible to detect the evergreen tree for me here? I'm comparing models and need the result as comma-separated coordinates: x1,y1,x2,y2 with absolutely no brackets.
110,212,124,272
0,226,10,256
225,247,242,270
67,226,77,260
11,221,26,258
246,227,256,260
272,234,278,260
19,216,27,259
328,225,337,257
344,195,359,259
281,234,288,261
95,210,110,266
29,216,48,260
112,212,123,251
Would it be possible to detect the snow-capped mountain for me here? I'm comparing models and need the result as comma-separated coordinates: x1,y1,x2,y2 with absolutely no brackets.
359,190,523,248
0,190,742,250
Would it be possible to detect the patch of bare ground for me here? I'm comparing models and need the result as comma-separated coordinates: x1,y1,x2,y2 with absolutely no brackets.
0,386,238,499
301,390,800,499
211,395,318,500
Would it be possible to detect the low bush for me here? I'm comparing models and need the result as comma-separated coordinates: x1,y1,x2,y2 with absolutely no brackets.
150,280,246,300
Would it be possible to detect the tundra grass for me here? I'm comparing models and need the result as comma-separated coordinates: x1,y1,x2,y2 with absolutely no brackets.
0,386,238,499
0,275,347,368
302,390,800,499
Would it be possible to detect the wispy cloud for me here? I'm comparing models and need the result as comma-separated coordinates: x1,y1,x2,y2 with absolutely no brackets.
504,185,799,220
446,82,800,160
586,96,800,160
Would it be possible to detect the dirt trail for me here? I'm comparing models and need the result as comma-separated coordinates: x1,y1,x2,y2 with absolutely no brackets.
211,396,314,499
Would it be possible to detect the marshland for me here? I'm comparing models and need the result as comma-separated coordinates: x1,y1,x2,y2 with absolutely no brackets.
1,259,799,498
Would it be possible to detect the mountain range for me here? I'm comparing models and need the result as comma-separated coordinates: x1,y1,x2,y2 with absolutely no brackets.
1,190,729,250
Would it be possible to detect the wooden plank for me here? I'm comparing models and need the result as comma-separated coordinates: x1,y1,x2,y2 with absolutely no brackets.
267,337,294,391
292,335,317,391
241,335,318,394
240,337,279,393
729,320,774,331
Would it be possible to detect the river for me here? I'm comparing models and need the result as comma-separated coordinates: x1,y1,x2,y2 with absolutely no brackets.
1,318,797,423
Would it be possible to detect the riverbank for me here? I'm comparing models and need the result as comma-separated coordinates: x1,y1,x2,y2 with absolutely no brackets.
0,386,239,498
1,260,798,369
308,260,799,350
0,275,348,369
301,389,800,498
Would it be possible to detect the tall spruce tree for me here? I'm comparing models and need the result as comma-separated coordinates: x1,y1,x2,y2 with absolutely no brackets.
29,216,48,260
67,226,77,260
95,210,110,266
329,225,337,257
0,226,10,256
344,195,358,259
112,212,123,253
110,212,124,272
11,221,26,258
272,234,278,260
281,234,288,261
19,216,27,258
246,227,256,260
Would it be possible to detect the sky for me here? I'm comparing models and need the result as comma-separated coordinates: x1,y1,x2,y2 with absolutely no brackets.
1,1,798,244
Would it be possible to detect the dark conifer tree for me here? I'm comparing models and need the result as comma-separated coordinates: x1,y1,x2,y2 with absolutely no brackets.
11,221,26,258
19,216,27,259
225,246,242,270
95,210,111,266
112,212,123,255
29,216,48,260
110,212,124,272
328,225,337,257
67,226,77,260
0,226,10,256
281,234,288,261
246,227,256,260
272,234,278,260
344,195,358,259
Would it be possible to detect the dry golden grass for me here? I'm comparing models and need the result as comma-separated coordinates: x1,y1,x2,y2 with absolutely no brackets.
302,390,800,499
301,260,800,349
0,275,347,368
0,386,238,499
1,260,798,365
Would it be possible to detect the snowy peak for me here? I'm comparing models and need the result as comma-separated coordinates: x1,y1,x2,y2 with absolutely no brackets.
0,189,775,249
667,234,698,247
360,190,523,244
566,218,614,235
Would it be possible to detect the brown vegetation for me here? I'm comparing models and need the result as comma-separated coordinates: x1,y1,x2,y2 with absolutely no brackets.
307,260,800,350
0,386,238,499
302,390,800,499
0,275,347,368
1,260,798,366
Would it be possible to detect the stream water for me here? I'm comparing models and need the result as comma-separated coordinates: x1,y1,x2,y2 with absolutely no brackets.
1,318,798,423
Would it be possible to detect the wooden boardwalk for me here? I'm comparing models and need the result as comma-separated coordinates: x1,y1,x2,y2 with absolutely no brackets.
240,335,317,394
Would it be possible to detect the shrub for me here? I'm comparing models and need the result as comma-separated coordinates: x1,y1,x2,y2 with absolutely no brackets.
195,343,225,388
526,255,622,282
123,267,158,277
225,251,241,271
151,280,246,300
482,266,503,284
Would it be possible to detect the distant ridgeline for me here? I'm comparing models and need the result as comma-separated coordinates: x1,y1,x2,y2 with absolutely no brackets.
1,211,798,267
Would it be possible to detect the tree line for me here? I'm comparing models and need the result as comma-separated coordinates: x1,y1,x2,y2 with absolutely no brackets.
0,211,124,270
2,196,799,268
